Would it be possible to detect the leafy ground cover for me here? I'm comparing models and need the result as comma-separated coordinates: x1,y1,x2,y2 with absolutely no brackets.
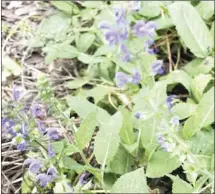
2,1,214,193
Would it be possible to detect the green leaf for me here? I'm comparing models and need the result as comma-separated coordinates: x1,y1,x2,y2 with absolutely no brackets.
78,53,103,64
94,45,112,56
154,14,173,30
183,57,214,77
111,168,149,193
94,112,123,165
75,111,97,150
107,146,135,175
146,150,181,178
196,1,214,21
76,33,95,52
82,1,105,8
211,23,214,46
168,2,213,57
191,74,212,102
139,2,161,18
64,143,80,156
182,87,214,139
67,77,90,89
171,102,197,119
51,141,65,153
119,106,134,145
161,70,192,93
54,179,74,193
168,175,193,193
51,1,79,15
66,96,110,125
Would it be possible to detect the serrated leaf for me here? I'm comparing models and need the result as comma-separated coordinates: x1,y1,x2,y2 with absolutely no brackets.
196,1,214,21
94,112,123,165
75,111,97,150
168,175,193,193
66,96,110,125
182,87,214,139
146,150,180,178
191,74,212,102
76,33,95,52
119,106,134,145
107,146,135,175
67,77,90,89
183,57,214,77
139,2,161,18
171,102,197,119
168,2,212,57
111,168,149,193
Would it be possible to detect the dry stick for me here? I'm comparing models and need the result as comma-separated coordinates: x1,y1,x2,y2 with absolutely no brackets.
175,46,181,70
166,33,173,72
3,178,22,187
2,172,16,192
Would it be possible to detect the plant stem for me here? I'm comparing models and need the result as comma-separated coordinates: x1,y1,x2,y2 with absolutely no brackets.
166,33,173,72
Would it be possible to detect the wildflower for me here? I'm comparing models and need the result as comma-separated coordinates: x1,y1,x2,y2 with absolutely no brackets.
78,172,87,185
166,95,177,109
115,72,132,88
98,21,112,30
47,167,57,180
21,123,28,136
113,6,127,25
104,30,120,46
151,60,164,75
24,158,42,174
134,112,144,119
16,142,26,151
5,120,16,136
46,128,59,140
120,44,131,62
12,85,22,101
31,103,47,119
36,173,52,187
130,1,142,11
48,143,56,158
37,120,46,133
133,20,157,38
170,116,180,131
131,70,141,85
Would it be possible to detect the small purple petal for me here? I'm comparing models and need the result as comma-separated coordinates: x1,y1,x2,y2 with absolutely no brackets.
98,21,112,30
25,159,41,174
113,7,127,25
104,30,120,46
47,167,57,179
115,72,132,88
37,120,46,133
135,112,144,119
166,95,177,109
130,1,142,11
21,123,28,136
151,60,164,75
48,143,56,158
131,70,141,85
79,172,87,185
120,44,131,62
36,173,52,187
46,128,59,140
31,104,46,118
17,142,26,151
12,85,22,101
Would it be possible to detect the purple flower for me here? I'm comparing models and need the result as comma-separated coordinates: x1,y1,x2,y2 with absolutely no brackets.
36,173,52,187
130,1,142,11
30,104,46,118
37,120,46,133
170,116,180,131
5,120,16,136
131,70,141,84
24,158,42,174
46,128,59,140
12,85,22,101
166,95,177,109
113,7,127,25
17,142,26,151
21,123,28,136
151,60,164,75
48,143,56,158
79,172,87,185
98,21,112,30
115,72,132,88
134,112,144,119
133,20,157,38
157,135,170,152
120,44,131,62
47,167,57,180
104,30,120,46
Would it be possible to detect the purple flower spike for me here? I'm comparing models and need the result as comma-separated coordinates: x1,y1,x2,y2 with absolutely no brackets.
24,158,42,174
46,128,59,140
104,30,120,46
120,44,131,62
31,104,46,118
113,7,126,25
131,70,141,85
47,167,57,180
115,72,132,88
36,173,52,187
17,142,26,151
48,143,56,158
166,95,177,109
151,60,164,75
12,85,22,101
133,20,157,38
135,112,144,119
130,1,142,11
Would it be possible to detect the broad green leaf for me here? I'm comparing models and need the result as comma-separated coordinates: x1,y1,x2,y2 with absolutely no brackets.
51,1,79,14
119,107,134,145
139,2,161,18
146,150,180,178
183,57,214,77
64,143,80,156
107,146,135,175
67,77,90,89
191,74,212,102
51,141,66,153
182,87,214,139
76,33,95,52
171,102,197,119
66,96,110,125
94,8,115,28
103,173,118,191
154,14,173,30
161,70,192,93
168,2,213,57
186,130,214,156
196,1,214,21
94,112,123,165
168,175,193,193
43,43,78,64
111,168,149,193
75,111,97,150
122,142,138,157
78,53,103,64
94,45,112,56
81,1,105,8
